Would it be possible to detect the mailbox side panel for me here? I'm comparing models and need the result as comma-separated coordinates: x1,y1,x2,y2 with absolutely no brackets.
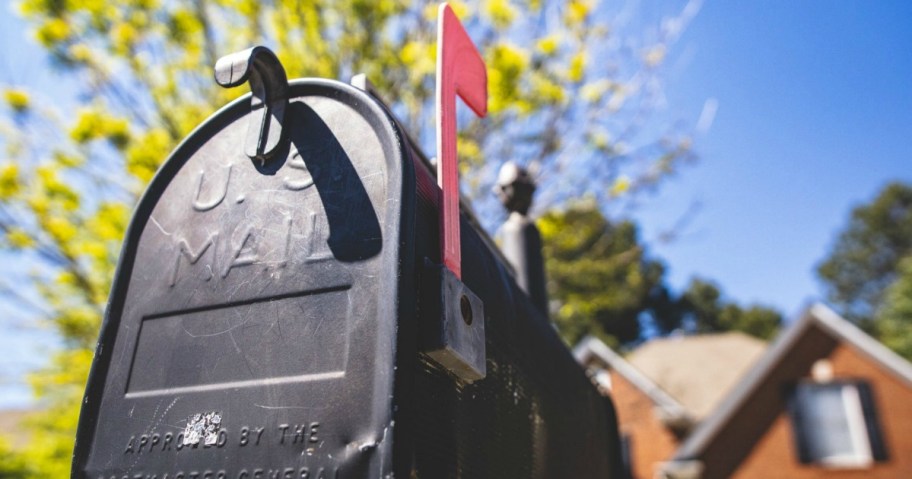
402,152,624,478
73,80,416,479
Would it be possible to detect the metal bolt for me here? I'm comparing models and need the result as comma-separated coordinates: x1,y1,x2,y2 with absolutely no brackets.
460,294,473,325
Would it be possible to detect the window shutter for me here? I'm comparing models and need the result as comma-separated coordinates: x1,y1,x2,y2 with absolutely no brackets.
786,385,813,464
620,433,633,479
856,382,889,462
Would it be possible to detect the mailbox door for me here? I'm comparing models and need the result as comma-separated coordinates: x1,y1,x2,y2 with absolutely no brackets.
73,79,416,479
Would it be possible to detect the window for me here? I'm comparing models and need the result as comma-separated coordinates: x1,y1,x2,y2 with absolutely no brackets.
788,381,888,467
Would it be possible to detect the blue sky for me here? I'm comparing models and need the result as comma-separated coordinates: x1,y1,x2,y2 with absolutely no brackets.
1,1,910,407
635,0,912,320
0,7,63,408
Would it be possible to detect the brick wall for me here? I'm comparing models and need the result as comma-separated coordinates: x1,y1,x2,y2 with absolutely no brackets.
731,342,912,479
610,371,681,479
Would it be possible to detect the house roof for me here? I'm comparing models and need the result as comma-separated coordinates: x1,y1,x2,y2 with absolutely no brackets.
626,332,767,421
673,302,912,460
573,337,690,422
0,408,34,449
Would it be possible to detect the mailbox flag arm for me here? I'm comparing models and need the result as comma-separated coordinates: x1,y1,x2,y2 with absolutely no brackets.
423,3,488,383
436,3,487,280
215,46,290,162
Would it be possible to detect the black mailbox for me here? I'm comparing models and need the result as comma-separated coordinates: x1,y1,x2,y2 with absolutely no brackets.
73,41,623,479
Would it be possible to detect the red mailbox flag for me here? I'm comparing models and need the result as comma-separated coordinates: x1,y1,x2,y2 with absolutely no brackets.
436,2,488,280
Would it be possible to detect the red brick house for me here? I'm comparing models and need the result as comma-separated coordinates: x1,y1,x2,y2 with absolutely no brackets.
575,304,912,479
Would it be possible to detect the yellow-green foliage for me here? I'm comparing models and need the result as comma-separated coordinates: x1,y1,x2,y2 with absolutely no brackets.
3,89,31,113
0,0,694,475
0,437,31,478
539,201,665,346
876,256,912,361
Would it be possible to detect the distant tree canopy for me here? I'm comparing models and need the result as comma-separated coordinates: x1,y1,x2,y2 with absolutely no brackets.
540,201,664,345
0,1,700,476
679,278,782,340
877,257,912,362
817,181,912,362
0,437,30,478
818,182,912,325
540,202,782,347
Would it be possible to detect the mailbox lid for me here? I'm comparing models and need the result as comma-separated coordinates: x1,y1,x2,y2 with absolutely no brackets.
73,79,415,478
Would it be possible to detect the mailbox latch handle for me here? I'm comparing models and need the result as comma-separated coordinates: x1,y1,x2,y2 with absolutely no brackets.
215,46,290,163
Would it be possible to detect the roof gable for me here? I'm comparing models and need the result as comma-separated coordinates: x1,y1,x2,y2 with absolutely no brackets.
674,303,912,461
573,337,690,422
626,332,767,421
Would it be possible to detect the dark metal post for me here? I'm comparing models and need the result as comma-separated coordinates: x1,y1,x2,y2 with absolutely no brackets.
496,162,548,316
